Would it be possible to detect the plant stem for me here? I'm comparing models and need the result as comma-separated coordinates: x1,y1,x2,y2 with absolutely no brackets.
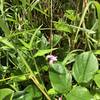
30,75,51,100
50,0,53,54
18,50,51,100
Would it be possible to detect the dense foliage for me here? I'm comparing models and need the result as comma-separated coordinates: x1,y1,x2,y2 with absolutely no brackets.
0,0,100,100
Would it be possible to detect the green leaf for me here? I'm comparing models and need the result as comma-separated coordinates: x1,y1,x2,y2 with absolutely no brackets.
0,17,10,36
54,21,71,32
20,0,27,8
94,74,100,88
94,1,100,41
48,88,57,95
13,85,42,100
19,39,30,49
94,50,100,55
66,86,93,100
33,48,57,58
0,88,14,100
97,70,100,73
18,50,33,74
0,36,15,49
65,10,76,21
29,25,42,49
13,75,27,82
53,34,62,47
31,0,40,11
32,7,49,16
62,52,76,65
49,63,71,93
30,0,49,16
72,52,98,83
0,0,4,15
94,93,100,100
24,85,42,100
39,35,49,49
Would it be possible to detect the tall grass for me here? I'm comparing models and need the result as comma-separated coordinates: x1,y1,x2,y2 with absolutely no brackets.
0,0,100,100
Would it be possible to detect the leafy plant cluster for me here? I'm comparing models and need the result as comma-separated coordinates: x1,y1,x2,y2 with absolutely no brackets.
0,0,100,100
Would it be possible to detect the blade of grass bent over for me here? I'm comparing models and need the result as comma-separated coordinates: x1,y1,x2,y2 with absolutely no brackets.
29,25,42,49
74,1,93,44
18,50,51,100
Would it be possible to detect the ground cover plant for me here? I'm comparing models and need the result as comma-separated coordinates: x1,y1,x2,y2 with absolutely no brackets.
0,0,100,100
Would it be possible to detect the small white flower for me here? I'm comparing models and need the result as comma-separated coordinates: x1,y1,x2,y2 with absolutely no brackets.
58,96,62,100
46,55,57,64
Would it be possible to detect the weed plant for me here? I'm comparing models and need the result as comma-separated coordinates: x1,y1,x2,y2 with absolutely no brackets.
0,0,100,100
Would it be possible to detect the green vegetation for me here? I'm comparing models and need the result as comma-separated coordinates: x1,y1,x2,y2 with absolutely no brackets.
0,0,100,100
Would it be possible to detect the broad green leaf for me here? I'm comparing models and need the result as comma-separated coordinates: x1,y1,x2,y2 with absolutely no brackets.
33,48,57,57
94,74,100,88
24,85,42,100
0,17,10,36
0,88,14,100
49,63,71,93
72,52,98,83
66,86,93,100
0,36,14,49
54,21,71,32
13,85,42,100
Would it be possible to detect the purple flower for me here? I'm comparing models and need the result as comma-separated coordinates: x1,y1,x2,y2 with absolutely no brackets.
58,96,62,100
46,55,57,64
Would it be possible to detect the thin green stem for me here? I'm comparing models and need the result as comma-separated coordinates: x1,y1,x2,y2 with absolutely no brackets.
50,0,53,53
17,50,51,100
0,73,30,82
30,76,51,100
74,1,93,46
30,51,48,94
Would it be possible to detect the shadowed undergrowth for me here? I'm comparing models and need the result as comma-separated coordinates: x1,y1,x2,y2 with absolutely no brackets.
0,0,100,100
